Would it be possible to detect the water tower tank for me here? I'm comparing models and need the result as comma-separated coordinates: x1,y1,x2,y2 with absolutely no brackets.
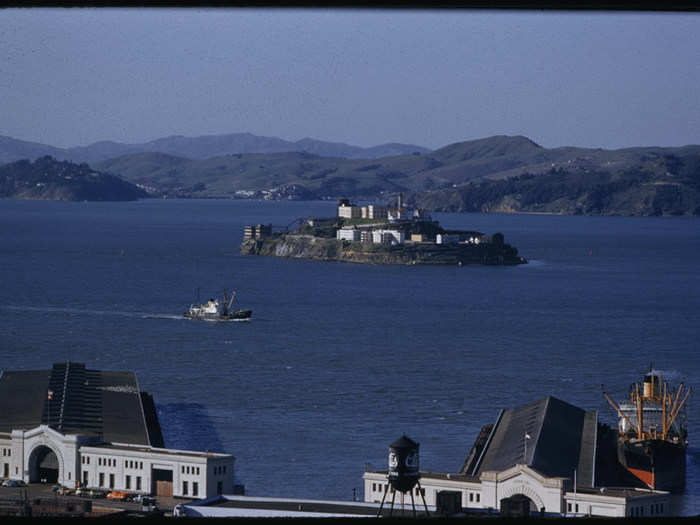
388,434,420,492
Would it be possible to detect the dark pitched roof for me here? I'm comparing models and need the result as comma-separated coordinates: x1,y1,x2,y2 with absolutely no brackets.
0,362,160,447
391,435,418,449
468,396,597,486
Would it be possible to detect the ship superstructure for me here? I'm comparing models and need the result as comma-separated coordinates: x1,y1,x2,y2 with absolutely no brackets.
184,289,252,321
603,369,690,492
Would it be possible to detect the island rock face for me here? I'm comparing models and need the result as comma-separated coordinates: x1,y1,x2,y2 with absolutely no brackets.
240,234,525,266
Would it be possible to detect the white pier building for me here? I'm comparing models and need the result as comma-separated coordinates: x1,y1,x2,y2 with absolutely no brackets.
0,362,234,499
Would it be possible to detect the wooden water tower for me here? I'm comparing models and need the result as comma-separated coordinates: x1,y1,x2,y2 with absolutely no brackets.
377,435,430,517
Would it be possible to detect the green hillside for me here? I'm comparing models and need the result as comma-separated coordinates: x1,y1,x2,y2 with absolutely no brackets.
91,135,700,216
0,156,148,201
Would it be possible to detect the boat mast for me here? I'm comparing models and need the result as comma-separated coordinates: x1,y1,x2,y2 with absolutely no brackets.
662,380,667,439
228,291,236,311
664,384,691,440
635,383,644,440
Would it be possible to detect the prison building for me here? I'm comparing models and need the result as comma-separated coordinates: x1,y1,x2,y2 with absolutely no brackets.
243,224,272,241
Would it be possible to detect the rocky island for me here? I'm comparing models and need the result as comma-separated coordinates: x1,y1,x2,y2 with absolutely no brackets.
240,197,526,266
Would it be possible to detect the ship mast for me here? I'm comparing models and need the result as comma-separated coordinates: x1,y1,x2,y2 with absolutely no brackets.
604,369,691,442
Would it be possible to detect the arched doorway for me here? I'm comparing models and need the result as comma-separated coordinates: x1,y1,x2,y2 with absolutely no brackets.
29,445,60,484
501,494,542,517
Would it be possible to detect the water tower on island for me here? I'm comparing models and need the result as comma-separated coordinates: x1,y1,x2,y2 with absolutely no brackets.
377,435,430,517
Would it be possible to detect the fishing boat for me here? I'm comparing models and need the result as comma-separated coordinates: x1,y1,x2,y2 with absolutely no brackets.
184,289,252,321
603,368,691,493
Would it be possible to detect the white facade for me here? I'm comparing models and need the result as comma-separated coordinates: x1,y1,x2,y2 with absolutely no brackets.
387,208,412,221
0,425,234,500
336,228,360,242
338,204,361,219
371,230,405,245
363,464,671,518
367,205,387,219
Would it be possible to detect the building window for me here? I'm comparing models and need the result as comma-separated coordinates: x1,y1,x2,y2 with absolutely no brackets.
182,466,185,474
568,503,572,512
83,471,88,486
99,473,104,487
87,457,90,464
196,467,200,475
98,458,102,466
575,504,579,513
193,482,198,497
136,476,142,491
140,462,143,469
187,466,190,474
68,472,71,480
126,475,131,489
217,481,222,495
183,481,188,495
469,493,473,502
476,494,480,502
109,473,115,489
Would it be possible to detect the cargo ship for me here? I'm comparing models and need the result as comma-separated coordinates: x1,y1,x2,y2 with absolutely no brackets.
603,369,691,493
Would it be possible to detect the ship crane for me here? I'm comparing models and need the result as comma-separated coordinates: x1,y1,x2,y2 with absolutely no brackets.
603,369,691,442
602,367,690,493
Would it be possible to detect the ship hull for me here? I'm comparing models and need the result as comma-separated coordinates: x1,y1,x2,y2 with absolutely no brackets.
184,309,252,321
617,438,686,493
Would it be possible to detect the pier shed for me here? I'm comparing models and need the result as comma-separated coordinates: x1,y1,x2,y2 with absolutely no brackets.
0,363,234,499
363,396,671,517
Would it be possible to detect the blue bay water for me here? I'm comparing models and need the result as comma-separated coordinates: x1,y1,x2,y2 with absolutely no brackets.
0,199,698,515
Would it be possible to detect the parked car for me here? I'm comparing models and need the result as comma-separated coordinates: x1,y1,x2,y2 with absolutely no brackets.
15,480,26,487
51,484,61,492
141,496,157,512
106,490,129,500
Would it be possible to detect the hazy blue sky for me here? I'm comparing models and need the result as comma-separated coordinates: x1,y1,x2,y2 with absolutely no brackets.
1,9,699,150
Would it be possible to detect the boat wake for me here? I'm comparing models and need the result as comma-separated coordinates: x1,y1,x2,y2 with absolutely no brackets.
1,305,187,321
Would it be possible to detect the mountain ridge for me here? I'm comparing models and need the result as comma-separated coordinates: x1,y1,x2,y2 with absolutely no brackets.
0,132,430,165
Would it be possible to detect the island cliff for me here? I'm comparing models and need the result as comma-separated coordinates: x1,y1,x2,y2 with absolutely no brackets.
240,234,524,266
240,200,525,266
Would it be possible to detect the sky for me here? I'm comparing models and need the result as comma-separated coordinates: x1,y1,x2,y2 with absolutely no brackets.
1,8,699,151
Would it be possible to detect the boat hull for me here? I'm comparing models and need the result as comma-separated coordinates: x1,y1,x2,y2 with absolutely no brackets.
617,438,686,492
184,309,252,321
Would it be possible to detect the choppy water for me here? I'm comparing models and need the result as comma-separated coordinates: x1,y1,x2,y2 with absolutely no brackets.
0,199,698,515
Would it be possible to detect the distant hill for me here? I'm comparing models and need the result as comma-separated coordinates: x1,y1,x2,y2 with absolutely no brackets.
0,156,148,201
0,133,430,164
409,150,700,217
94,135,700,216
0,135,66,165
5,134,700,215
